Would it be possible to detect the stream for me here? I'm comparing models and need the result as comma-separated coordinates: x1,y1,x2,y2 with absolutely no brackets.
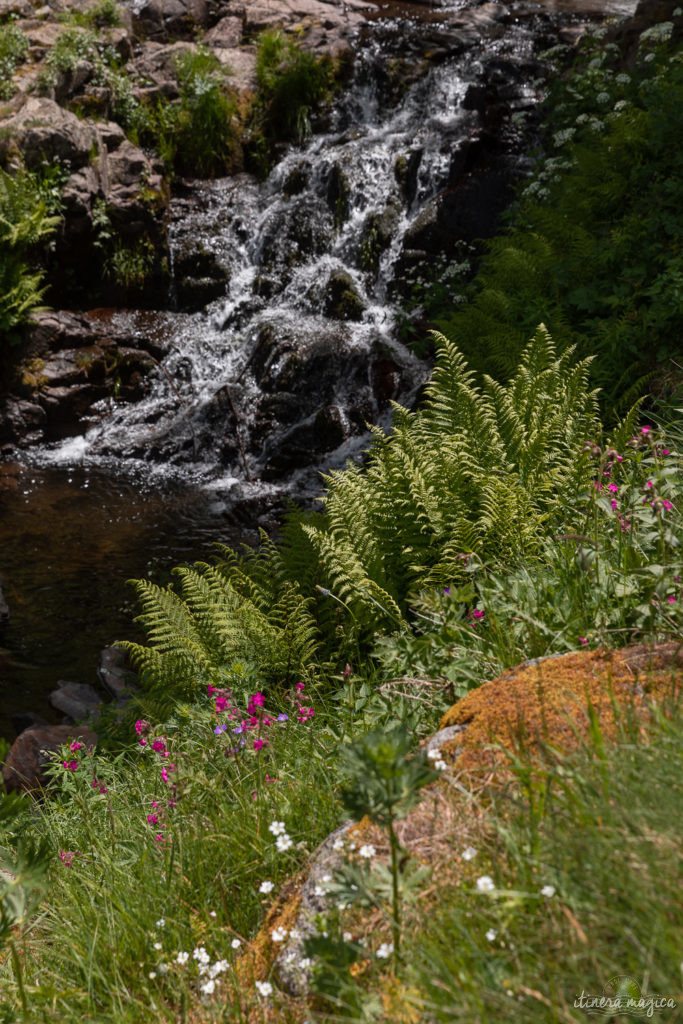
0,0,638,740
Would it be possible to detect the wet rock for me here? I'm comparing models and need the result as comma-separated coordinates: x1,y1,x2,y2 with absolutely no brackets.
259,194,333,275
0,577,9,624
97,646,137,700
242,0,371,56
2,724,98,793
360,200,400,273
0,398,46,444
48,681,102,722
394,149,422,205
323,270,365,321
173,244,230,311
262,404,350,476
325,161,350,225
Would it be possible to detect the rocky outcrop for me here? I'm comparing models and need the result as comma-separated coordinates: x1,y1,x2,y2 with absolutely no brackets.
0,310,165,444
0,99,170,308
2,724,98,793
48,681,103,722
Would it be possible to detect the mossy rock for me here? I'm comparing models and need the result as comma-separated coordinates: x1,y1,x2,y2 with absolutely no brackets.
439,643,683,774
323,269,365,321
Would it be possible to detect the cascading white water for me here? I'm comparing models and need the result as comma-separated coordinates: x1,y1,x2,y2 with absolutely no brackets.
26,0,588,496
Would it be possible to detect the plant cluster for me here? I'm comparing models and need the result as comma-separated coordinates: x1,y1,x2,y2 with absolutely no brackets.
0,168,60,345
0,24,28,100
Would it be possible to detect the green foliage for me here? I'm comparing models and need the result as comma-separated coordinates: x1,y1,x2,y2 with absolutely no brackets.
105,237,155,290
250,30,335,170
403,706,682,1023
432,34,683,411
59,0,122,29
338,726,435,828
4,698,340,1018
0,24,28,100
0,169,59,344
378,422,682,695
122,550,320,702
128,48,239,178
304,327,599,631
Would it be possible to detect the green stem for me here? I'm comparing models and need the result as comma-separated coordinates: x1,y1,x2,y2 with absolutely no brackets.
389,821,401,967
9,937,27,1013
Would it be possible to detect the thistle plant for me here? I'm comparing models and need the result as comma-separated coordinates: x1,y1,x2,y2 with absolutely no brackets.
338,726,437,962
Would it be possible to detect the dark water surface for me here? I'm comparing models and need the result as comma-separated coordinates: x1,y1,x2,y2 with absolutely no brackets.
0,466,246,739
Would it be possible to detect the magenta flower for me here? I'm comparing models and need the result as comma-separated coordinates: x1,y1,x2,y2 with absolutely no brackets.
253,738,267,751
62,760,78,771
471,609,485,620
662,499,673,510
608,483,618,494
151,739,165,753
667,595,677,604
578,638,588,646
161,767,169,783
139,738,147,747
646,480,654,488
148,814,159,825
207,683,216,696
155,834,166,843
69,741,83,752
641,425,652,435
135,720,150,736
297,705,315,722
611,499,618,511
295,682,306,692
59,850,77,867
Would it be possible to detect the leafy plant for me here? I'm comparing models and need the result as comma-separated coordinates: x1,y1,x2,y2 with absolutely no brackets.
338,726,436,960
0,24,28,100
0,169,59,344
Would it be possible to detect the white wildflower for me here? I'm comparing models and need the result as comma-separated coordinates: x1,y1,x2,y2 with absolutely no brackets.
271,926,288,943
255,980,273,997
476,876,495,893
332,838,345,851
376,943,394,959
337,902,347,911
461,846,477,861
343,932,353,942
158,963,169,975
434,759,448,771
148,971,157,979
199,978,215,995
155,918,165,928
321,874,332,882
289,928,302,941
269,820,287,836
541,885,556,898
299,957,313,969
231,938,241,949
313,885,326,897
427,748,441,760
209,910,217,918
276,834,293,852
259,880,274,894
486,929,498,942
176,951,190,965
359,844,376,859
153,942,162,950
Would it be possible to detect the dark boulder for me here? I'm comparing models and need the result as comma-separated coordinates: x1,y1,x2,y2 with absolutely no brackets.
2,724,98,793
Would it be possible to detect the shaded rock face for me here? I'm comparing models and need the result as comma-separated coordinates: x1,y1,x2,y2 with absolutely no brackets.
0,100,170,308
1,724,98,793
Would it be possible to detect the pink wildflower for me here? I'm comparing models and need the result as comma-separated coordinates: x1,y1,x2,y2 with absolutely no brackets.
611,499,618,511
297,705,315,722
139,738,147,747
207,683,216,696
147,814,159,825
161,767,169,783
155,834,166,843
343,663,352,677
69,741,83,752
667,595,677,604
62,760,78,771
135,720,150,736
151,739,165,753
295,682,306,692
266,774,277,784
59,850,77,867
215,696,229,713
253,738,267,751
608,483,618,494
646,480,654,489
578,638,588,646
250,692,265,707
471,609,485,619
641,425,652,435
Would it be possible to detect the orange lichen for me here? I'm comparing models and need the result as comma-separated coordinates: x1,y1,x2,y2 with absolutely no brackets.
439,643,682,774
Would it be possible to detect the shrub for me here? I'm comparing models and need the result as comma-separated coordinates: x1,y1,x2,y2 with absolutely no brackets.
0,24,28,100
0,169,59,344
